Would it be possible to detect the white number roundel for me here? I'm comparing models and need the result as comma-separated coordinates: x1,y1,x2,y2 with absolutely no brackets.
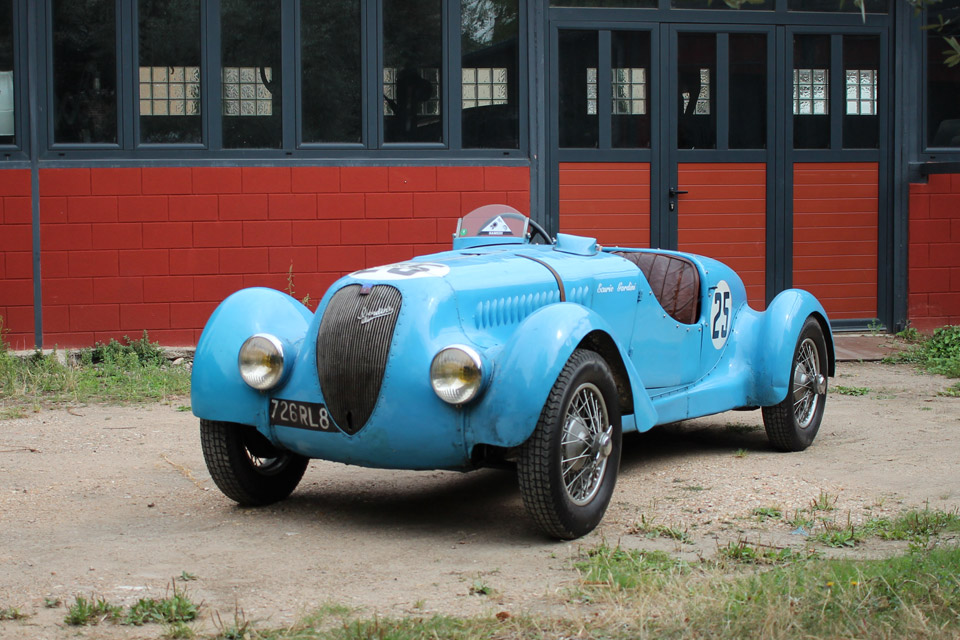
351,262,450,281
709,280,732,350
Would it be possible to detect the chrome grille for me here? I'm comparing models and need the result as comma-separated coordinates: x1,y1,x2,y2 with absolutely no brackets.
316,284,402,435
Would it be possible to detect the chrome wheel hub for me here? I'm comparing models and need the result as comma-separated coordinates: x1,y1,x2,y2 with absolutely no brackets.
560,382,611,506
792,337,824,429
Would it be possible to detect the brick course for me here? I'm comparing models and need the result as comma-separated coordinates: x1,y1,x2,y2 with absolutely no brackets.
0,165,530,346
909,174,960,331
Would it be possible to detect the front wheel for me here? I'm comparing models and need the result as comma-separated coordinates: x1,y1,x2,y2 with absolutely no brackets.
200,420,309,505
518,349,622,539
762,317,829,452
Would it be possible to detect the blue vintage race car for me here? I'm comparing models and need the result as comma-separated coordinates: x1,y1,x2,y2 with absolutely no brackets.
192,205,833,539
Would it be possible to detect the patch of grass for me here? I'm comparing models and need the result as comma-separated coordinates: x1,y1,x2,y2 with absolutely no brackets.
213,546,960,640
810,490,838,512
575,542,689,590
886,325,960,379
869,507,960,543
716,539,817,565
628,515,692,543
752,506,782,522
64,587,198,629
64,595,122,626
834,385,871,396
468,578,495,597
733,448,749,458
0,607,26,621
940,382,960,397
0,331,190,413
124,588,198,626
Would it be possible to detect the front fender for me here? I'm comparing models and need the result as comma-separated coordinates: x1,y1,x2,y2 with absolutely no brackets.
191,287,313,427
751,289,834,406
465,303,657,449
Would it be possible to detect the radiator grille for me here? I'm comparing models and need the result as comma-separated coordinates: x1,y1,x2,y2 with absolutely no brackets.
316,284,402,435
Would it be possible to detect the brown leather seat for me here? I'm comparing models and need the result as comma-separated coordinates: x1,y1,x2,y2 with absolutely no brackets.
613,251,701,325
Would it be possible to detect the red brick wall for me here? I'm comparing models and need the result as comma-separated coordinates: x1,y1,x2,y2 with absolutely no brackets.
0,165,528,348
678,162,766,310
793,162,879,320
0,170,33,349
909,173,960,332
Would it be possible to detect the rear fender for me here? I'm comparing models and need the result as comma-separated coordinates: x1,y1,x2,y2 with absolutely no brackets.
191,288,313,427
751,289,834,406
466,304,657,449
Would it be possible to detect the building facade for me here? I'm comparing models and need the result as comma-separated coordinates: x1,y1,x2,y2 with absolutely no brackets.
0,0,958,349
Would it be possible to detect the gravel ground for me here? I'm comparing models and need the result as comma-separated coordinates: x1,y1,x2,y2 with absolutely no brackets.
0,360,957,638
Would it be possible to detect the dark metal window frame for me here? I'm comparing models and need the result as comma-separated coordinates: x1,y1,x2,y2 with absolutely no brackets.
32,0,529,161
0,0,29,161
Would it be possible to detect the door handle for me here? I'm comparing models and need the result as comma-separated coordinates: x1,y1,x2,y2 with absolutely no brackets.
669,187,688,198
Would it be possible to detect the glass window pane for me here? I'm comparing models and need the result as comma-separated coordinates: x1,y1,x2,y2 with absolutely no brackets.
52,0,117,144
793,34,830,149
673,0,773,9
788,0,887,13
461,0,519,149
138,0,201,144
843,34,879,149
729,33,766,150
301,0,361,144
0,0,13,145
550,0,656,6
677,33,716,150
383,0,442,144
612,30,651,149
221,0,282,149
927,3,960,148
558,30,598,148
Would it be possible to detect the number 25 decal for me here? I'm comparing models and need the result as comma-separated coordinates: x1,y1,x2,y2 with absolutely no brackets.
710,280,732,350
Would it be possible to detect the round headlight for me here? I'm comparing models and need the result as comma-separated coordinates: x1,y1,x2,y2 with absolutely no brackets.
238,333,286,390
430,345,484,405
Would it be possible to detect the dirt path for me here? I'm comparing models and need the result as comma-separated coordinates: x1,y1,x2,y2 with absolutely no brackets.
0,361,957,638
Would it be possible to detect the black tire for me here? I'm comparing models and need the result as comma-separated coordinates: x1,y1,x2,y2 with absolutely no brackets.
762,317,829,452
200,419,309,506
517,349,622,540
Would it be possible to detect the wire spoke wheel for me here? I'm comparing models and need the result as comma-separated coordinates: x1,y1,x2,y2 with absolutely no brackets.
518,349,621,539
560,382,612,506
762,317,829,452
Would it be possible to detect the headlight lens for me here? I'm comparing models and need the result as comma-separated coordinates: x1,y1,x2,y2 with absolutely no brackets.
238,333,286,390
430,345,484,405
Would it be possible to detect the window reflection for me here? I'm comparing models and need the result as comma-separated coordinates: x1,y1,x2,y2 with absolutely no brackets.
612,30,651,149
843,34,879,149
461,0,519,149
138,0,201,144
53,0,118,144
301,0,362,144
729,33,766,150
558,30,598,148
927,2,960,148
383,0,442,144
793,34,830,149
0,0,13,144
677,33,716,150
221,0,282,149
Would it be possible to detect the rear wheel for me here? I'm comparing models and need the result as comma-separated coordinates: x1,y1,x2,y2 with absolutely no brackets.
518,349,621,539
200,419,308,505
762,317,828,452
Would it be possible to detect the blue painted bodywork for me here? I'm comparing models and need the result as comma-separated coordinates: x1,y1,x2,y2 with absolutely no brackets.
193,218,833,472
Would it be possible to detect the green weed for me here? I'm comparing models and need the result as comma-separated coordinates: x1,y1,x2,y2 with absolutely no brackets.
810,490,838,512
834,385,871,396
629,515,692,543
0,607,26,621
64,595,122,626
752,506,783,521
886,325,960,379
0,332,190,412
716,539,817,565
575,542,689,590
